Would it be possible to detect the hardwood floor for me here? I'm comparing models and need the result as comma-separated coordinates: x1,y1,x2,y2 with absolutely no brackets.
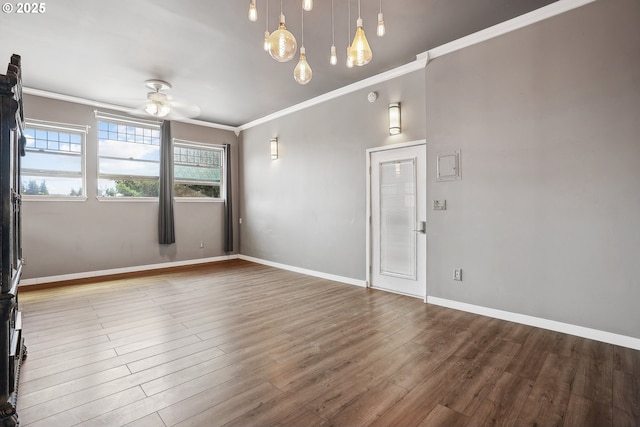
16,259,640,427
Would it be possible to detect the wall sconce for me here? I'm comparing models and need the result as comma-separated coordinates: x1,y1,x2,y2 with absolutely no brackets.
389,102,401,135
270,137,278,160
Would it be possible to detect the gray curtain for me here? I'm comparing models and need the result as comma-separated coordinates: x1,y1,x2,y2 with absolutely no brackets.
224,144,233,252
158,121,175,244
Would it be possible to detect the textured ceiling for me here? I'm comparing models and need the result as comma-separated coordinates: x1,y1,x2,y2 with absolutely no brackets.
1,0,557,127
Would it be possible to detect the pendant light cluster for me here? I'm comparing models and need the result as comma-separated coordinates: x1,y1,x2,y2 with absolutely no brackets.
247,0,386,85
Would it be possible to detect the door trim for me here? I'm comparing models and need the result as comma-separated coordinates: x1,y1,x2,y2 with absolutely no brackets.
366,139,427,302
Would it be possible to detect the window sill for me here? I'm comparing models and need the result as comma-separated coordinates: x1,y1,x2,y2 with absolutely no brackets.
94,197,224,203
96,197,158,203
23,196,88,202
175,198,224,203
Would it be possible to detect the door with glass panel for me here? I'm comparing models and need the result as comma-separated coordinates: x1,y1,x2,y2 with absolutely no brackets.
369,143,426,298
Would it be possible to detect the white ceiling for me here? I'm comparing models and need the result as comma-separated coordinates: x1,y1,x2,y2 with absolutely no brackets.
1,0,557,127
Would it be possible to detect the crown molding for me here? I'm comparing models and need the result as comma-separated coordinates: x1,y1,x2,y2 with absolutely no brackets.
22,87,239,133
238,54,429,131
428,0,596,60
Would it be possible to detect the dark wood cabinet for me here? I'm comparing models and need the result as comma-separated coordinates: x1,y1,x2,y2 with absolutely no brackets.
0,54,26,427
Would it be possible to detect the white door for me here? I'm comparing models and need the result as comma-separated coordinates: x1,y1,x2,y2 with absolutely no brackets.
369,143,426,298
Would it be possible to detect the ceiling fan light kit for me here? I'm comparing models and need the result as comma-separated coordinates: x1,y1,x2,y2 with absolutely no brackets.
144,92,171,117
249,0,385,84
143,79,172,118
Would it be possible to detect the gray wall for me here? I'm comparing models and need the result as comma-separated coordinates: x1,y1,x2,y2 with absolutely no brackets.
21,94,239,279
425,0,640,338
239,70,426,280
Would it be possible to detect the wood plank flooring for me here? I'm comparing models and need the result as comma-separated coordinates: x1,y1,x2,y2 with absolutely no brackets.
16,259,640,427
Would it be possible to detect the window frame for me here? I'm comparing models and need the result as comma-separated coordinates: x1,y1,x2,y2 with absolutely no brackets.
21,119,88,201
95,112,162,201
173,138,225,202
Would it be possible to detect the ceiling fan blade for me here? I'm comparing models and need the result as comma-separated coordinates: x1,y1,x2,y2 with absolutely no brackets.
168,101,201,119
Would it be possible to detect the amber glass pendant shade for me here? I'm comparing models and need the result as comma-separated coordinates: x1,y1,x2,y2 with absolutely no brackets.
268,15,297,62
349,18,372,66
294,47,312,84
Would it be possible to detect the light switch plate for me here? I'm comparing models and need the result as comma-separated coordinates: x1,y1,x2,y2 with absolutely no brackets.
433,200,446,210
453,269,462,281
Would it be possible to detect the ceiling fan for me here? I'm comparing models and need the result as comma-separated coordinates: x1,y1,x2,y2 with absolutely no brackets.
141,79,200,119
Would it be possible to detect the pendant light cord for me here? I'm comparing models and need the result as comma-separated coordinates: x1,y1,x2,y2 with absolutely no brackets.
348,0,351,39
331,0,335,45
358,0,361,19
301,6,304,47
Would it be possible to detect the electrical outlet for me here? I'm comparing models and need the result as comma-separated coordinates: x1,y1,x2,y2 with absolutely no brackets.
453,268,462,281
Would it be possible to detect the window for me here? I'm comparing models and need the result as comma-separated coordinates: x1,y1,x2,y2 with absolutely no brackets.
174,140,223,198
97,117,160,197
21,121,86,198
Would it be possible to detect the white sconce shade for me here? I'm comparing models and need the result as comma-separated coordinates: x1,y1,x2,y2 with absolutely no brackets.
389,103,401,135
270,137,278,159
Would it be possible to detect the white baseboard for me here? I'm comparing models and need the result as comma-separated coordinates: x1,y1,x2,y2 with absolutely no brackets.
20,254,638,350
19,255,239,286
238,255,367,288
427,296,640,351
